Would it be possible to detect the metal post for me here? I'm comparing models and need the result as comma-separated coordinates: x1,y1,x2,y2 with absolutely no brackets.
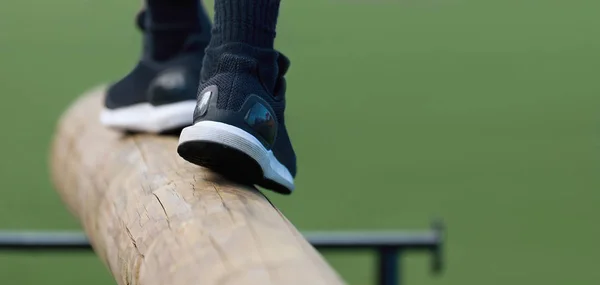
377,247,399,285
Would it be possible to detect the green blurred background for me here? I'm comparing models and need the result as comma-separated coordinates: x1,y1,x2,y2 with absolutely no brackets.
1,0,599,284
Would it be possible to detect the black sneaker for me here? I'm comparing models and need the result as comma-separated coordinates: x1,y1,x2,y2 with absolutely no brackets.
101,11,207,133
177,44,297,194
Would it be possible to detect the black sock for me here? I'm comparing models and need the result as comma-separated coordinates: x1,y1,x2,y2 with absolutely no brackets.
210,0,281,49
145,0,212,61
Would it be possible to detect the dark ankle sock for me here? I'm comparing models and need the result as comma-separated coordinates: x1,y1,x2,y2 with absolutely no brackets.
145,0,212,61
210,0,281,49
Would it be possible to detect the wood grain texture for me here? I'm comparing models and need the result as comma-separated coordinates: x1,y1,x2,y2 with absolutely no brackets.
50,86,346,285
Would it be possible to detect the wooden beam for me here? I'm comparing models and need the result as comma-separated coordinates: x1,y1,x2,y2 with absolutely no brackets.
50,86,346,285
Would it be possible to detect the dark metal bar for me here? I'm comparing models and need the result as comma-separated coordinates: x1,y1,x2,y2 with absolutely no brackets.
305,231,438,249
0,221,445,285
0,222,443,252
0,231,90,251
0,231,438,250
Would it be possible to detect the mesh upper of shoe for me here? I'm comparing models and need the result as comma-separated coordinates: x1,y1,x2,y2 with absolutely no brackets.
195,44,297,177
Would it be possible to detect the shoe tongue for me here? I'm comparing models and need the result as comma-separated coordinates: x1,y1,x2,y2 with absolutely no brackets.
276,52,291,76
136,10,147,31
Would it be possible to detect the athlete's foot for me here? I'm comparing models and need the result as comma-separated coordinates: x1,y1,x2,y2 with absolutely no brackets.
101,11,208,133
177,43,297,194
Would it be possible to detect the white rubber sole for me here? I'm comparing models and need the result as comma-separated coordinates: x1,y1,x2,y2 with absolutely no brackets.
100,100,197,133
179,120,295,192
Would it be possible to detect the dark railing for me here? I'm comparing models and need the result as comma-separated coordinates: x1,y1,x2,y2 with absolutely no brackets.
0,221,445,285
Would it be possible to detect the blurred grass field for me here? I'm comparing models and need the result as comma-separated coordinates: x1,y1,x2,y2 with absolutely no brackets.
1,0,599,284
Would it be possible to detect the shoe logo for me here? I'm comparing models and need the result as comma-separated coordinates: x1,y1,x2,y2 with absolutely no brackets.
196,90,212,117
245,102,277,147
155,69,186,90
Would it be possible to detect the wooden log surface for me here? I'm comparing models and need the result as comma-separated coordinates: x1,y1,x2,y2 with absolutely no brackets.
50,86,346,285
